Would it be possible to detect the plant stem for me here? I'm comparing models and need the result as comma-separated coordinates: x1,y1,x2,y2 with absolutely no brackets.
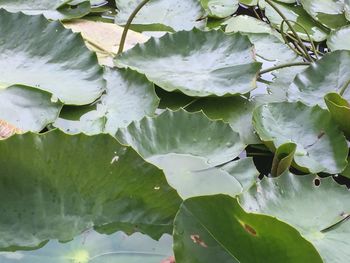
281,19,319,59
117,0,151,55
259,62,311,75
265,0,313,62
339,79,350,96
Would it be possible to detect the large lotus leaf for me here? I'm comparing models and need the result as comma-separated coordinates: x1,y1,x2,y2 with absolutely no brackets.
54,68,159,135
0,231,173,263
288,50,350,108
224,16,298,64
0,0,91,20
150,154,259,199
264,1,329,42
0,10,105,105
173,195,322,263
116,110,255,199
0,85,62,133
327,25,350,51
253,102,348,174
225,15,279,36
187,96,261,145
116,30,262,97
116,109,245,165
258,66,308,103
115,0,205,31
201,0,239,18
300,0,349,29
0,130,181,249
325,92,350,139
64,19,149,67
240,173,350,263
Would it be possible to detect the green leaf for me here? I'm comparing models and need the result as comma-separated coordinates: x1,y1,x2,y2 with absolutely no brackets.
54,68,159,135
239,0,258,6
324,92,350,139
225,15,278,35
0,231,173,263
0,0,91,20
117,109,245,165
264,1,329,42
288,50,350,108
0,130,181,249
0,10,105,105
271,142,296,177
300,0,349,29
327,25,350,51
116,110,255,199
116,29,262,97
253,102,348,174
173,195,322,263
346,0,350,20
201,0,239,18
187,96,261,145
0,85,62,132
341,158,350,178
240,173,350,263
115,0,205,31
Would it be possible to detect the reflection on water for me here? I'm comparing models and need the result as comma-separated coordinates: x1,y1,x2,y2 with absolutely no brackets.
0,231,173,263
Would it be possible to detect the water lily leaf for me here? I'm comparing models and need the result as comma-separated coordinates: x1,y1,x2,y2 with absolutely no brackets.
173,195,322,263
63,19,149,66
116,110,253,199
300,0,349,29
0,130,181,249
0,10,105,105
264,1,329,42
325,92,350,139
288,50,350,108
0,231,173,263
187,96,261,145
115,0,205,31
225,15,278,35
253,102,348,174
346,0,350,20
0,85,62,133
239,0,258,5
341,158,350,178
116,29,262,97
271,142,296,177
117,109,245,165
201,0,239,18
0,0,91,20
54,68,159,135
327,25,350,51
240,173,350,263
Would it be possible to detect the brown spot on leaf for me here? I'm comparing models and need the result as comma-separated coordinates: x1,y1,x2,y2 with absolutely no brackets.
243,223,257,236
190,234,208,248
0,120,21,139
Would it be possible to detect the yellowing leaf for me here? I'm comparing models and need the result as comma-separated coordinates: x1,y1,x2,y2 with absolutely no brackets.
64,20,149,66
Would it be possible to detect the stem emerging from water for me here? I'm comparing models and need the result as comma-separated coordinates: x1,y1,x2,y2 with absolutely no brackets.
259,62,311,75
117,0,151,55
